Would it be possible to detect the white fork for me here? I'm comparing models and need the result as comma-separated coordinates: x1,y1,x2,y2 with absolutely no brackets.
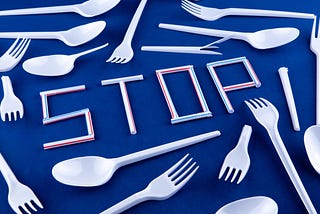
106,0,147,64
0,38,31,72
218,125,252,184
0,153,43,214
310,16,320,124
100,154,199,214
181,0,314,21
0,76,24,121
245,98,317,214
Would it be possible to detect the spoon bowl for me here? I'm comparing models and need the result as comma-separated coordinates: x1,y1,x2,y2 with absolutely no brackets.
77,0,121,17
246,27,299,49
23,42,109,76
215,196,278,214
52,156,117,187
304,125,320,174
60,21,106,46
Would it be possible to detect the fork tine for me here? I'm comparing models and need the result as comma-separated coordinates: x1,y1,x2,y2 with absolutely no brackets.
253,98,266,108
33,196,44,209
181,2,200,14
175,165,199,189
218,164,228,179
244,100,258,111
165,154,189,176
230,169,239,183
27,201,37,212
170,157,192,179
317,18,320,38
172,161,196,184
237,171,246,184
13,111,17,121
20,204,31,214
312,17,317,38
5,37,20,55
11,38,26,57
182,0,201,11
181,4,201,17
224,167,233,181
14,39,31,59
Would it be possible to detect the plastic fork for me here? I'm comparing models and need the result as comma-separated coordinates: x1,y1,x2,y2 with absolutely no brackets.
0,153,43,214
100,154,198,214
181,0,314,21
0,38,31,72
106,0,147,64
0,76,24,121
310,16,320,124
245,98,317,214
219,125,252,184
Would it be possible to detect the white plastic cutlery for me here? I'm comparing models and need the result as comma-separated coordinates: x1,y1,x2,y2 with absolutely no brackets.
0,38,31,72
0,0,120,17
0,153,43,214
0,76,24,121
0,21,106,47
52,130,220,187
141,42,221,55
107,0,148,64
219,125,252,184
159,23,299,50
181,0,314,21
23,42,109,76
100,154,198,214
245,98,317,214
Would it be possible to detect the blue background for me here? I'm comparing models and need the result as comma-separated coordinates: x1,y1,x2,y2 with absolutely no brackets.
0,0,318,213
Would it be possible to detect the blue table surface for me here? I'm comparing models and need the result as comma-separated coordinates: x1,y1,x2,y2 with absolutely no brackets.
0,0,319,213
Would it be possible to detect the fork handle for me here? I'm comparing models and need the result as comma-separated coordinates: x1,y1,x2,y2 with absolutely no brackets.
0,153,19,187
225,8,314,19
0,4,77,16
1,76,15,98
122,0,148,44
100,189,148,214
268,127,317,214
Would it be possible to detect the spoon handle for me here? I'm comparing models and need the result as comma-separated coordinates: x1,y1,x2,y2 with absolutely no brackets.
0,5,77,16
0,31,58,40
72,43,109,59
115,130,221,167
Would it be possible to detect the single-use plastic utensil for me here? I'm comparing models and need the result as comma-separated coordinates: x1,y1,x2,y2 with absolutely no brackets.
0,76,24,121
304,16,320,176
107,0,148,64
159,23,299,50
52,130,221,187
219,125,252,184
0,0,120,17
0,153,43,214
23,42,108,76
100,154,198,214
215,196,278,214
0,38,31,72
278,67,300,131
181,0,314,21
0,21,106,47
245,98,317,214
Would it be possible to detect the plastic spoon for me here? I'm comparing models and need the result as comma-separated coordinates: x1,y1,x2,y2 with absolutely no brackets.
215,196,278,214
23,42,108,76
159,23,299,49
52,130,221,187
0,21,106,47
304,126,320,174
0,0,120,17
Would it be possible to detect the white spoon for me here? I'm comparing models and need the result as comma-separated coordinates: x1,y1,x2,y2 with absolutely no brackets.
215,196,278,214
159,23,299,50
52,130,221,187
304,126,320,174
0,0,120,17
23,42,109,76
0,21,106,47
